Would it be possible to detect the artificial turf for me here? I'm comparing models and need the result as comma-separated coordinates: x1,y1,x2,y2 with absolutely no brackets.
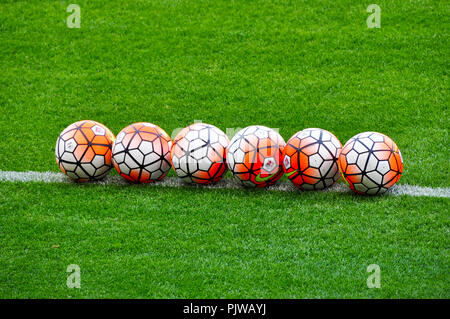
0,0,448,298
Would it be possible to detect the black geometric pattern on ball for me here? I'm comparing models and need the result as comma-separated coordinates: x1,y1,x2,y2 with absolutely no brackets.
112,123,172,182
55,121,113,181
340,132,403,195
171,123,229,184
284,128,341,190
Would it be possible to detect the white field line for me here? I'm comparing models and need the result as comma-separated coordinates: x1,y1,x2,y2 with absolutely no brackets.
0,170,449,198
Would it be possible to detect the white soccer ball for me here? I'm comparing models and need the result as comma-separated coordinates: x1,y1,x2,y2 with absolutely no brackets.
226,125,285,187
171,123,229,184
112,122,172,183
339,132,404,195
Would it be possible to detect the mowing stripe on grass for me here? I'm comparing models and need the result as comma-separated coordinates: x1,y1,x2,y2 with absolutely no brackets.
0,170,449,198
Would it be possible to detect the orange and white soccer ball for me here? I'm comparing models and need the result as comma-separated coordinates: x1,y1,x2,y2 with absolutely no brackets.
112,123,172,183
283,128,342,190
338,132,404,195
55,120,115,182
226,125,285,187
171,123,229,184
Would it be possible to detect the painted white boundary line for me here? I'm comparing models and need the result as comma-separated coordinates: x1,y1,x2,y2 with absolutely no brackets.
0,170,449,198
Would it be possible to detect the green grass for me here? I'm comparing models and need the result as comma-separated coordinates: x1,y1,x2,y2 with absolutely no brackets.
0,183,448,298
0,0,448,298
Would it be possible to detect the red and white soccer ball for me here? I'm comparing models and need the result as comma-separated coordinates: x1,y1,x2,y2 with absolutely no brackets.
226,125,285,187
170,123,229,184
55,120,115,182
338,132,404,195
283,128,342,190
112,122,172,183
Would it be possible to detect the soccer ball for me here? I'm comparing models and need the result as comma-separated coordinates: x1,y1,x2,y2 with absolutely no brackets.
55,120,115,182
112,122,172,183
171,123,229,184
283,128,342,190
226,125,285,187
338,132,404,195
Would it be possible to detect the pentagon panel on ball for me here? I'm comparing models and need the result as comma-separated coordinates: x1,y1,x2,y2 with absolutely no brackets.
55,120,115,182
226,125,285,188
112,123,172,183
338,132,404,195
283,128,342,190
170,123,229,185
